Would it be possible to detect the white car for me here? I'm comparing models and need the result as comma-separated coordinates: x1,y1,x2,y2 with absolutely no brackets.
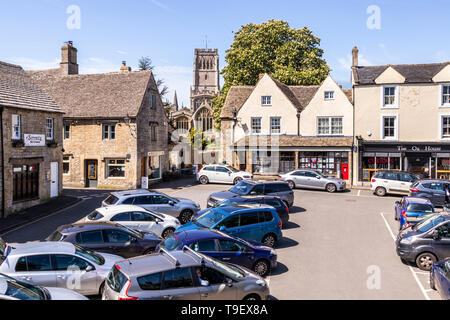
78,205,181,239
197,165,253,185
370,170,419,197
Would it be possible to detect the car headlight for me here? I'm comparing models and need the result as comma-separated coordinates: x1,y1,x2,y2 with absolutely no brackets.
400,237,413,245
256,280,268,287
270,249,276,256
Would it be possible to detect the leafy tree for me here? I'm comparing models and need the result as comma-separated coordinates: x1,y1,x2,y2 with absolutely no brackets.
212,19,330,128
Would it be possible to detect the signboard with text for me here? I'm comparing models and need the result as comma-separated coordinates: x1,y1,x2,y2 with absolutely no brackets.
24,134,45,147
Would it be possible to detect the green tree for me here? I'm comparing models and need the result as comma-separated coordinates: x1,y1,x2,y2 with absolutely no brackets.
138,56,169,98
212,19,330,128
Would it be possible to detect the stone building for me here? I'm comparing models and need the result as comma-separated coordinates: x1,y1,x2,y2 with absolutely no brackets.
30,42,168,190
0,61,64,218
220,73,354,183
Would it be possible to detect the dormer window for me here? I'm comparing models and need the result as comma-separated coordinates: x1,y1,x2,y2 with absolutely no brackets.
261,96,272,106
324,91,334,100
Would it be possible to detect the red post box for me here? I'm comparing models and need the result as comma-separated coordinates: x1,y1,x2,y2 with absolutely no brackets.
341,163,349,180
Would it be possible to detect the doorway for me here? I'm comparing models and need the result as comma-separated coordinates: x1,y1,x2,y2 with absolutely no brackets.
407,154,430,177
85,160,98,188
50,162,58,198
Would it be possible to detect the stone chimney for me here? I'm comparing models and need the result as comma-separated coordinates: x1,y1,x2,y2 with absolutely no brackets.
120,61,131,73
352,46,359,68
60,41,79,75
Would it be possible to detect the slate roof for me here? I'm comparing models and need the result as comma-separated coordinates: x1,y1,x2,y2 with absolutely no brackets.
234,135,353,148
0,61,62,113
29,69,153,118
354,62,450,85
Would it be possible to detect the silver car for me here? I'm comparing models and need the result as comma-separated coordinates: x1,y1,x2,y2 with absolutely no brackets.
102,247,270,300
0,273,88,300
279,169,347,193
103,190,201,225
0,240,122,296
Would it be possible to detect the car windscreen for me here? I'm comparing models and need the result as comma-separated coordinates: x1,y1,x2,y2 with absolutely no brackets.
413,215,445,233
159,235,182,251
226,166,239,173
217,199,244,207
117,224,144,239
195,210,227,228
74,244,104,265
0,276,45,300
46,231,66,242
202,255,245,279
107,266,128,293
406,203,434,213
104,195,119,205
229,181,253,195
87,210,104,221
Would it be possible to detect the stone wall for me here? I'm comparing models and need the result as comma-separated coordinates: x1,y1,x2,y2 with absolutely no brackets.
0,108,3,218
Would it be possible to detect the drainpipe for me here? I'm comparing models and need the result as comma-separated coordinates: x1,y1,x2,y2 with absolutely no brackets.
0,106,5,219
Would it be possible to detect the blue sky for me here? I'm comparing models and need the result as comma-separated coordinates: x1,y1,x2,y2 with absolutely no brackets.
1,0,449,107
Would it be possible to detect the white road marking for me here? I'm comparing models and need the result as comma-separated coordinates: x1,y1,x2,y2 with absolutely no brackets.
357,190,361,197
379,212,431,300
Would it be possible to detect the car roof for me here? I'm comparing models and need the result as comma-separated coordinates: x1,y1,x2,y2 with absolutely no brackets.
6,242,75,256
213,204,274,215
110,189,164,197
174,229,230,243
376,170,413,174
417,179,450,183
237,195,280,200
57,221,123,234
115,251,202,277
96,205,149,216
402,197,433,204
246,180,288,185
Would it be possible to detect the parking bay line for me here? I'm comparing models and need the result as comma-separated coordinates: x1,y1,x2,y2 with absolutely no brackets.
379,212,431,300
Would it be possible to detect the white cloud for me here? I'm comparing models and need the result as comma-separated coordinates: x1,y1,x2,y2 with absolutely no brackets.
2,57,59,70
117,50,127,55
80,57,120,74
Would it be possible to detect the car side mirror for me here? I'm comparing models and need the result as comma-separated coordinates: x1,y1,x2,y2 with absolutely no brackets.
317,176,321,179
201,280,210,287
226,279,233,287
432,230,440,240
131,237,138,243
85,265,95,272
219,226,227,232
168,201,175,206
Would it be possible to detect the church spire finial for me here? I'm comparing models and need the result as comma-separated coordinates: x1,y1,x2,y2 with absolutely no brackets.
173,91,179,110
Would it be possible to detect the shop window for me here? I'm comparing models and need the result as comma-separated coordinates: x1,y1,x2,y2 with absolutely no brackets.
149,156,161,179
298,152,348,176
106,159,125,178
12,114,21,140
63,156,70,175
280,152,295,173
13,164,39,202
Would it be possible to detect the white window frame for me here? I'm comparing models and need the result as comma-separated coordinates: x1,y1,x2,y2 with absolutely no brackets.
380,114,398,140
317,117,343,136
439,84,450,107
439,113,450,140
106,159,126,179
324,91,335,100
12,114,21,140
251,117,262,135
63,124,70,140
381,85,399,109
102,124,116,140
261,96,272,106
270,117,281,134
46,118,54,140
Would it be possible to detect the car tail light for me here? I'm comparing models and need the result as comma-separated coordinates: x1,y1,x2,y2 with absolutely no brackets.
278,221,282,228
278,176,282,179
402,210,407,218
285,206,289,213
371,179,376,183
118,280,138,301
410,188,419,193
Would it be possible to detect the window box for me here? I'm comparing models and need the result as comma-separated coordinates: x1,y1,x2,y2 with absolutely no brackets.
46,140,58,148
12,139,24,148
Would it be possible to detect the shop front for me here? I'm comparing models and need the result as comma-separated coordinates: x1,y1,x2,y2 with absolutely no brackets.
358,141,450,181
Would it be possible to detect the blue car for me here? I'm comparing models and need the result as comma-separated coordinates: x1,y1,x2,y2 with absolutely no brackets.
175,204,283,248
156,229,277,277
430,258,450,300
394,197,435,230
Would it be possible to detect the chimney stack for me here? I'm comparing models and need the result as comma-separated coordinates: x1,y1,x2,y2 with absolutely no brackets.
352,46,359,68
61,41,79,75
120,61,131,73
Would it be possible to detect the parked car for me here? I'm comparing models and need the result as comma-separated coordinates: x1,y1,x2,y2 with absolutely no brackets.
197,164,253,185
279,169,346,193
102,247,271,300
371,170,419,197
0,238,122,296
207,180,294,208
396,213,450,271
409,179,450,207
394,197,435,230
46,222,162,258
102,190,201,224
176,205,283,247
77,205,180,239
210,196,289,226
156,229,277,277
0,273,88,300
430,258,450,300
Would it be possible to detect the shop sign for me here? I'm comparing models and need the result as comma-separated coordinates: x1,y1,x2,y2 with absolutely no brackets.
24,134,45,147
396,145,442,152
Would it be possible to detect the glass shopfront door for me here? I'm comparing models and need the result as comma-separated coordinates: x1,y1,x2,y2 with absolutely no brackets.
407,155,430,177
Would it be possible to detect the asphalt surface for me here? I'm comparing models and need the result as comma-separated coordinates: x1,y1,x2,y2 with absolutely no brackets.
1,184,442,300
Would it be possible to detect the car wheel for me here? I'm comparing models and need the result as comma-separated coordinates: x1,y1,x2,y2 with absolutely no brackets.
233,177,243,185
287,180,295,190
253,259,271,277
179,210,194,225
415,252,437,271
326,183,337,193
199,176,209,185
430,272,436,290
162,227,175,239
375,187,387,197
243,294,261,301
262,234,277,248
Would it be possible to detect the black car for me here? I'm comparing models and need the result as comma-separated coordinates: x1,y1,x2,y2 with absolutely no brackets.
409,179,450,207
46,222,162,258
396,213,450,271
211,196,289,226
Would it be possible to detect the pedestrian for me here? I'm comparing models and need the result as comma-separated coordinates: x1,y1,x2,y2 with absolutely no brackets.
422,168,430,179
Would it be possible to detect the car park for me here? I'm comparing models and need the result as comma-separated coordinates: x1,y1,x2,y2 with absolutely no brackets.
394,197,435,230
197,164,253,185
0,239,122,296
207,180,294,208
409,179,450,207
156,229,277,277
0,273,88,300
77,205,180,239
430,258,450,300
371,170,419,197
279,169,346,193
396,213,450,271
176,205,283,247
46,222,162,258
102,247,271,300
102,190,201,224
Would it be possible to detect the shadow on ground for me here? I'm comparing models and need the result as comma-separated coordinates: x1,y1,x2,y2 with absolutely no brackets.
269,262,289,277
283,221,300,230
290,206,306,214
276,237,299,249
